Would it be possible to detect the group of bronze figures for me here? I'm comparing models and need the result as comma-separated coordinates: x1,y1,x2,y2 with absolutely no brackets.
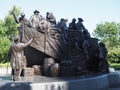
8,10,109,81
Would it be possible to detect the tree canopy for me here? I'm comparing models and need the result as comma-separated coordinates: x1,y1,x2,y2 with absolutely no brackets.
4,5,22,40
0,5,22,62
93,22,120,48
93,22,120,63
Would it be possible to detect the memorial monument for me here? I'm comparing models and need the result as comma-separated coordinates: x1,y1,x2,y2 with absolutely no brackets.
8,10,109,80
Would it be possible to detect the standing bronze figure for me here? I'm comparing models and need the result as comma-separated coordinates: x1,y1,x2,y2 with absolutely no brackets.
8,36,33,81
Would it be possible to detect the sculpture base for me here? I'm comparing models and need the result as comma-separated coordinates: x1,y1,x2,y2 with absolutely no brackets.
0,72,120,90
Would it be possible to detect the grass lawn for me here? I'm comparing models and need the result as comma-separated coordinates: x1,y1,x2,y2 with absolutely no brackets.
0,62,10,67
109,63,120,69
0,62,120,69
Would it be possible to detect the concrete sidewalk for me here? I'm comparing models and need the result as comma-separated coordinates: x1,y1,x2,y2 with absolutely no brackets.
0,67,11,75
0,68,120,90
0,72,120,90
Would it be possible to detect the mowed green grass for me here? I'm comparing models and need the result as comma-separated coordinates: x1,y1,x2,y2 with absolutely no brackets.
0,62,120,69
109,63,120,69
0,62,10,67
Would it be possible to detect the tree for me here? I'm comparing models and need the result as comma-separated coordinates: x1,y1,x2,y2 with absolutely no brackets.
0,20,6,37
108,46,120,63
93,22,120,48
0,37,10,63
4,5,22,40
93,22,120,63
0,5,22,62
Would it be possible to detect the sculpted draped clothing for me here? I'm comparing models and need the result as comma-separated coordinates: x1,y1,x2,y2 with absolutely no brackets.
8,42,30,69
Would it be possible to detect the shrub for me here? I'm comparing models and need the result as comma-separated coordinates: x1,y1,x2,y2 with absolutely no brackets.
108,46,120,63
0,37,11,63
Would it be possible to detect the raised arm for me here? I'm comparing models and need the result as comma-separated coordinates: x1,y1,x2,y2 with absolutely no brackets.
12,13,19,24
23,38,33,47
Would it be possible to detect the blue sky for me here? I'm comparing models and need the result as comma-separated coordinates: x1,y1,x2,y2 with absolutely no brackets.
0,0,120,35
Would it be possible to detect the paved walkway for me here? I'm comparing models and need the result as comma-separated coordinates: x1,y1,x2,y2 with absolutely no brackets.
0,67,120,90
0,67,11,75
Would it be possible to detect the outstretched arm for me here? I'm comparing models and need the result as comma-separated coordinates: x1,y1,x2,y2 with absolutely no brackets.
12,13,19,24
23,38,33,47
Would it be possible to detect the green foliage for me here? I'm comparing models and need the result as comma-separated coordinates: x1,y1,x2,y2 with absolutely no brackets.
0,37,11,63
93,22,118,39
9,5,21,16
93,22,120,48
109,63,120,69
108,46,120,63
0,20,6,37
0,62,10,67
4,15,18,40
0,5,21,63
4,5,22,40
93,21,120,64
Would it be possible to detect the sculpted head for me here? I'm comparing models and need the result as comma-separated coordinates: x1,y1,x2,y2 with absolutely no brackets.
14,35,20,43
33,10,40,15
72,18,76,22
78,18,83,22
21,13,25,17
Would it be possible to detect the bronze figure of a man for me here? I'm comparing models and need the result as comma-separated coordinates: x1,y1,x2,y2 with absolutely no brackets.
30,10,45,29
8,36,33,80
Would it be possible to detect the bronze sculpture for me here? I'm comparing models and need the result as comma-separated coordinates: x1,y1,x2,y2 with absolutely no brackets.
30,10,45,29
46,12,56,28
12,12,29,41
8,36,33,80
9,10,109,80
76,18,85,33
98,42,109,73
69,18,77,30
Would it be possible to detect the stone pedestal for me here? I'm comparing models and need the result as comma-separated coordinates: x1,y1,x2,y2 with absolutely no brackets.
22,67,34,77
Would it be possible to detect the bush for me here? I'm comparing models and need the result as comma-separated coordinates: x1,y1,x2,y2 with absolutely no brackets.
108,46,120,63
109,63,120,69
0,37,11,63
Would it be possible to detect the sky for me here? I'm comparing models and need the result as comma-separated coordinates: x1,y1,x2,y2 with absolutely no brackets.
0,0,120,35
